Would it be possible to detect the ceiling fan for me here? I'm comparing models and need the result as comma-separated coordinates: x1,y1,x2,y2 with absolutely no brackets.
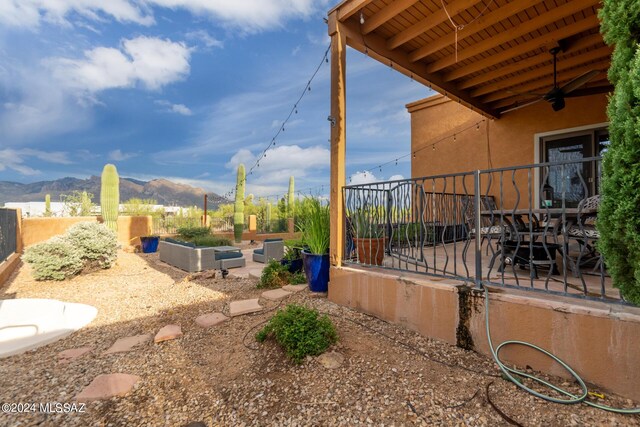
501,47,605,114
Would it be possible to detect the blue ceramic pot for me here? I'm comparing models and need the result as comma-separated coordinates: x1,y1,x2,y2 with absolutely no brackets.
140,236,160,253
281,258,303,273
302,250,330,292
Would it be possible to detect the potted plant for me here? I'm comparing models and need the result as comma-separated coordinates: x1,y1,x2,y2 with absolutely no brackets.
351,208,385,265
140,235,160,253
281,241,304,273
299,198,330,292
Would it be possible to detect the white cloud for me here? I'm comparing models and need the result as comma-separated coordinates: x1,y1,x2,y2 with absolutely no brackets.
388,174,405,181
49,36,191,95
108,149,138,161
1,0,328,32
0,0,154,28
155,100,192,115
185,30,223,49
349,171,379,186
0,148,72,176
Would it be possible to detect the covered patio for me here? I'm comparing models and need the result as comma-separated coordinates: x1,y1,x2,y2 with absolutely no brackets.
325,0,640,403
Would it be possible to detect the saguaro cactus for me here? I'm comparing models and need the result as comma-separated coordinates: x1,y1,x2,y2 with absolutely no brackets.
100,164,120,232
287,176,295,218
266,202,272,232
233,164,246,243
44,194,51,217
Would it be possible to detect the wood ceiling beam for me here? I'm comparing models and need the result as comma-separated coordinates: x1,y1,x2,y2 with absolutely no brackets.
362,0,420,35
409,0,540,63
470,46,612,97
386,0,482,50
330,0,376,21
339,18,498,119
443,15,600,82
481,61,610,104
458,33,605,90
426,0,601,74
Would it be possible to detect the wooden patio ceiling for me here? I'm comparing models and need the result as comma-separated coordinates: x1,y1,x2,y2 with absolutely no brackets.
327,0,612,119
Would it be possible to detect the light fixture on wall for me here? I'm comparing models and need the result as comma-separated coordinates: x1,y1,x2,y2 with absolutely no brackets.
360,12,365,24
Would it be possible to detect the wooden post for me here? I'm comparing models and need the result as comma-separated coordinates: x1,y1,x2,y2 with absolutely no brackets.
203,194,208,226
329,14,347,267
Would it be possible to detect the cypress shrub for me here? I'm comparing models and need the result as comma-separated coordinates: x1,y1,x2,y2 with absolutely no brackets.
598,1,640,304
23,237,84,281
64,222,118,269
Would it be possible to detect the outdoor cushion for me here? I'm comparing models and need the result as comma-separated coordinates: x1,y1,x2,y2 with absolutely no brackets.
215,252,243,260
253,248,264,255
164,238,195,248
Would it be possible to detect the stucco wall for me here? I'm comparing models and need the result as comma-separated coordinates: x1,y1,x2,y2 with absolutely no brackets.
408,93,609,207
329,267,640,401
21,216,153,248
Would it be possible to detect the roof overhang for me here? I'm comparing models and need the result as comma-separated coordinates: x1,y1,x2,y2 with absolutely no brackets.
328,0,612,119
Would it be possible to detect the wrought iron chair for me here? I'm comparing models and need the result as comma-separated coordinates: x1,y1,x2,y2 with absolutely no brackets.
462,195,514,272
565,195,602,278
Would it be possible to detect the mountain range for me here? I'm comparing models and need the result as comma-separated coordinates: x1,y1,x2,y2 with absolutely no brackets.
0,176,228,209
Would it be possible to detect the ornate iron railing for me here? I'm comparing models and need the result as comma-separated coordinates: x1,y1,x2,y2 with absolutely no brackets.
343,157,619,302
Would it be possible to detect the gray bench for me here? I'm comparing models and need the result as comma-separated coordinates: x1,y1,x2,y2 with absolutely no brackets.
159,240,245,273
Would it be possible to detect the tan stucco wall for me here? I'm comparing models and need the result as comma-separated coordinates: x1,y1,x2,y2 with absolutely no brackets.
408,93,609,207
329,267,640,401
21,216,153,248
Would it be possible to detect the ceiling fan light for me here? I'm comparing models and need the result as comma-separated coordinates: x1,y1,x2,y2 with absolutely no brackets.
552,96,565,111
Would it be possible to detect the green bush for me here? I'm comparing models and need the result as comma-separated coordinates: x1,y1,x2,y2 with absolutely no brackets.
256,304,337,363
177,226,210,239
258,260,307,289
65,222,118,269
23,237,85,281
192,236,232,247
259,260,290,289
598,1,640,304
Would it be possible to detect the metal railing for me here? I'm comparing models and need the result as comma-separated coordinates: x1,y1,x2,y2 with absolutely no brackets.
0,208,18,263
343,157,619,303
258,219,288,234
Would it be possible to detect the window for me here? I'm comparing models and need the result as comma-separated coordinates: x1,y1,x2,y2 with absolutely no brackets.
539,127,607,208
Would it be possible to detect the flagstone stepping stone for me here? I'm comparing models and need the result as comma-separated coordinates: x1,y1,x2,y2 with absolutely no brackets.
283,284,308,293
261,288,292,301
58,347,93,363
104,334,151,354
154,325,183,343
317,351,344,369
195,312,229,328
75,373,140,402
248,269,263,280
229,299,262,317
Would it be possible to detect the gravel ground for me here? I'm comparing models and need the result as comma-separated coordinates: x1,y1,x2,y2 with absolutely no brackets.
1,251,638,427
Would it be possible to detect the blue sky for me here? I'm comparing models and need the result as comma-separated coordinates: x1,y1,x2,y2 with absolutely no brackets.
0,0,434,201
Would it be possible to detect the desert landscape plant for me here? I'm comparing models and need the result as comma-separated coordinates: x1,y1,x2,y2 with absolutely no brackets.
258,260,306,289
23,237,85,281
64,222,118,269
101,164,120,232
256,304,337,363
234,164,246,243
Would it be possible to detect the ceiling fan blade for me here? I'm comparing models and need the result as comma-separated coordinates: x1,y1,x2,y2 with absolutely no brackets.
500,98,544,114
564,85,613,97
560,70,601,94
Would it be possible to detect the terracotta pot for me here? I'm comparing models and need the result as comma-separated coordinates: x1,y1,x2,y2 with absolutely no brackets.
354,237,385,266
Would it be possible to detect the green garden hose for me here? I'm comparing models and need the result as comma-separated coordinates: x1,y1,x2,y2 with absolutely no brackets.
483,285,640,414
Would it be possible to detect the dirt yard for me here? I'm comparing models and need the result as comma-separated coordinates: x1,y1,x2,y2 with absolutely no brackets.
0,251,638,426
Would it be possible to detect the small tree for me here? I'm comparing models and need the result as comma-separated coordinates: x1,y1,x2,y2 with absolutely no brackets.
598,1,640,304
60,190,94,217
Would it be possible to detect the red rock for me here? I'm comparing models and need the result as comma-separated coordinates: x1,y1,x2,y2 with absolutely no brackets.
104,334,151,354
58,347,93,363
154,325,182,343
195,313,229,328
75,373,140,402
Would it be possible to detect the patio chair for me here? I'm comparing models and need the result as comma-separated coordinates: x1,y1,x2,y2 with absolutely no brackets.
461,195,514,272
252,238,285,263
565,195,603,278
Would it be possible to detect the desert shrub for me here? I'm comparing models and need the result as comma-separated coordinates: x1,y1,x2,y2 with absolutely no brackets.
177,226,210,240
256,304,337,363
65,222,118,269
259,260,290,289
192,236,232,247
23,237,84,281
258,260,307,289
